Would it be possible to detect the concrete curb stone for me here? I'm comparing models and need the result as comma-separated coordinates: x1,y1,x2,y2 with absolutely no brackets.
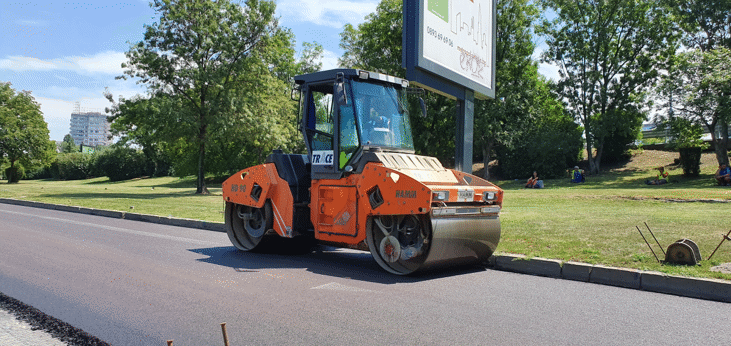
562,261,593,282
494,254,562,278
641,271,731,303
589,265,641,289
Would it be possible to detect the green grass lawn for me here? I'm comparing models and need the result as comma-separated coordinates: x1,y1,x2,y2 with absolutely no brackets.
0,176,226,222
1,150,730,280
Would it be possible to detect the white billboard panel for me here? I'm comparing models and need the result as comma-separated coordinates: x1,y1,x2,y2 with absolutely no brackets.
415,0,495,99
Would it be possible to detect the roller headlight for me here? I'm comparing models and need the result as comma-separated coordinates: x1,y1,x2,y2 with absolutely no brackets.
432,191,449,201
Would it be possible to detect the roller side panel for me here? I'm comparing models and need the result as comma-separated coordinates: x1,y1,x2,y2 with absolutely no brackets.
222,164,295,238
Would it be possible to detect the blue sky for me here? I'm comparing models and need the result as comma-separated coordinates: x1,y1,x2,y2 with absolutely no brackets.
1,1,556,142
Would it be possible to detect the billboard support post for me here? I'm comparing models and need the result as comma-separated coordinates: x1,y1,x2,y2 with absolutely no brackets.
455,90,474,173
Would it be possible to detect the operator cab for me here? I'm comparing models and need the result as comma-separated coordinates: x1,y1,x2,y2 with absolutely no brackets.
294,69,415,180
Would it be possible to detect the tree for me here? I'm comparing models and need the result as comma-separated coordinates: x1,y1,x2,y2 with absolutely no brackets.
475,0,544,180
339,0,403,76
120,0,292,194
658,48,731,166
0,83,55,182
540,0,676,174
106,93,175,176
665,0,731,52
496,79,583,179
61,134,78,153
662,0,731,165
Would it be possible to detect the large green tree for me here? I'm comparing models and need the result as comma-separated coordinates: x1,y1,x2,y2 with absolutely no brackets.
120,0,293,194
662,0,731,165
666,0,731,52
659,48,731,166
475,0,543,180
540,0,676,174
0,82,55,182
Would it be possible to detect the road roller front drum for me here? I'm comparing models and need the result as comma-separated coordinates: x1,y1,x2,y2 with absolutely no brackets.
367,215,432,275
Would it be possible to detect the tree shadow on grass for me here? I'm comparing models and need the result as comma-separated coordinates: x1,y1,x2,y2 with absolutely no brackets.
498,170,722,192
189,240,487,285
36,191,197,200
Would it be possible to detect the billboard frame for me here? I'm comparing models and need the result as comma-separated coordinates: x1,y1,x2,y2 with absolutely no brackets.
403,0,496,100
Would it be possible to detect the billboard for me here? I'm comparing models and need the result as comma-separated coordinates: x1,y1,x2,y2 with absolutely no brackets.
404,0,496,100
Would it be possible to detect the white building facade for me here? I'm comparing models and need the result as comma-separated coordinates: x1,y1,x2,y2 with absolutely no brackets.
69,111,111,146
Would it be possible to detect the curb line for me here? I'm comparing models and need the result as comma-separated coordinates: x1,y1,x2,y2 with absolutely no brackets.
0,198,226,233
1,198,728,303
491,254,731,303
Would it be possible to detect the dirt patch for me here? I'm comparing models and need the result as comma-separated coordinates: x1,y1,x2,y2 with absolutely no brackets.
622,196,731,203
710,263,731,274
606,149,720,173
471,149,722,179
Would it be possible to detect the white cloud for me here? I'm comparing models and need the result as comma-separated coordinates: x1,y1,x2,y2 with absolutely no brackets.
533,44,560,81
538,63,560,82
0,51,127,75
15,19,49,27
75,51,127,74
320,49,341,71
277,0,378,28
35,97,76,141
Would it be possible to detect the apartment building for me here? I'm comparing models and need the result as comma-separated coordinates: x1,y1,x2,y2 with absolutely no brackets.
69,110,111,146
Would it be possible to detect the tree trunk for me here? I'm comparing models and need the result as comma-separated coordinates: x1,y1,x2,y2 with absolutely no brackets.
482,138,494,181
585,127,596,175
196,117,209,195
593,142,604,174
708,121,728,167
718,120,730,166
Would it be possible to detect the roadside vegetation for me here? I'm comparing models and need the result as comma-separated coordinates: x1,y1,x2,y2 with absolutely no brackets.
1,150,730,281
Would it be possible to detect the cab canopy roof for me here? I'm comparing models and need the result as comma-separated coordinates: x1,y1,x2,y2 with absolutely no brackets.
294,69,409,89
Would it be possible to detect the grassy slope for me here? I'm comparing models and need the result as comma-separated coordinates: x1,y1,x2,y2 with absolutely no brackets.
494,149,731,279
1,150,729,279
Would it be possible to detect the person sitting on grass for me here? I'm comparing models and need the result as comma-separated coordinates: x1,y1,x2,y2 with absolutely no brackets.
646,166,669,185
716,163,731,186
569,166,584,183
525,171,543,189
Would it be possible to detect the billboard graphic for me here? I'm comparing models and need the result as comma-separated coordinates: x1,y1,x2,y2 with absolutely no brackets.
428,0,449,22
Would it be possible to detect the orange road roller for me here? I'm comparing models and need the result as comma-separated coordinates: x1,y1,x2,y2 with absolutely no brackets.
223,69,503,274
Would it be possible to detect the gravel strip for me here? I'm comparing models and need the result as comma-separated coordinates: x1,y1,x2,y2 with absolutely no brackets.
0,292,109,346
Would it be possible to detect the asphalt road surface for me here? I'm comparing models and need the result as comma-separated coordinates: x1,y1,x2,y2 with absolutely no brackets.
0,203,729,346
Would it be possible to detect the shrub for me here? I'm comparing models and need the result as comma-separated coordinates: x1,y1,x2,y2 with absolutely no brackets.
497,115,584,179
5,164,25,183
95,147,149,181
54,153,94,180
25,165,54,180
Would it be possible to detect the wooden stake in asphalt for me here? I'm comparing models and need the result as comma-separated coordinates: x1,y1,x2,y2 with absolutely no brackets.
221,322,230,346
167,340,173,346
707,229,731,261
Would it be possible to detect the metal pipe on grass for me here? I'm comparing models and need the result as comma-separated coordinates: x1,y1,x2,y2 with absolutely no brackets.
707,229,731,261
636,225,660,263
644,222,666,256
